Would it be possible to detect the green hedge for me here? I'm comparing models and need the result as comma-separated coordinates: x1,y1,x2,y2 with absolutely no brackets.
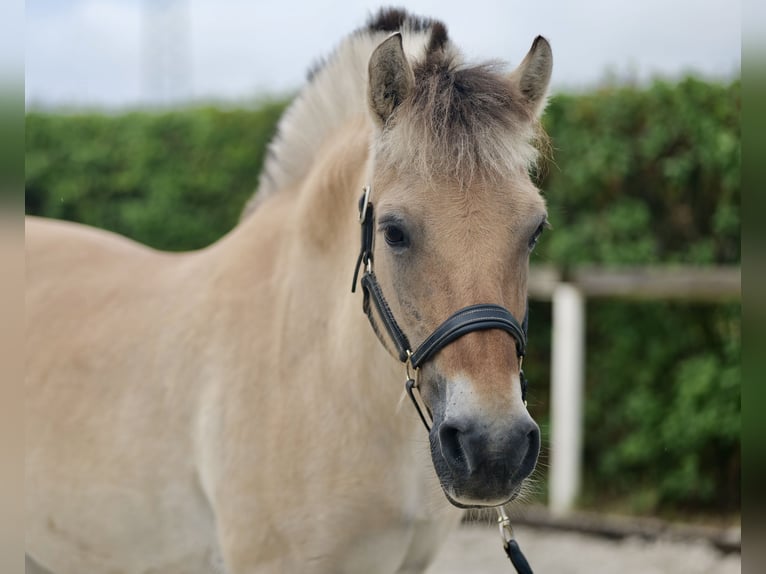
25,77,740,517
528,77,740,516
538,77,740,266
26,101,288,250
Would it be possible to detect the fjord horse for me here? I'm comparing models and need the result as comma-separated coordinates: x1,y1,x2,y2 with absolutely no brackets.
26,9,552,573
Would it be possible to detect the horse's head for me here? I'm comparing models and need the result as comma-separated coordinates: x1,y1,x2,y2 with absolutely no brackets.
363,32,552,508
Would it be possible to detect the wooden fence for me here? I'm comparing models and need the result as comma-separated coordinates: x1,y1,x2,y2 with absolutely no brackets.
526,265,741,514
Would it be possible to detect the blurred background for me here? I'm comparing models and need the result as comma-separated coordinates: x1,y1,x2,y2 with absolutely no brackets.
26,0,740,108
24,0,741,572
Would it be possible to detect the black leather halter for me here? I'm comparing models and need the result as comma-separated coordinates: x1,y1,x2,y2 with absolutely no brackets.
351,186,530,431
350,186,535,574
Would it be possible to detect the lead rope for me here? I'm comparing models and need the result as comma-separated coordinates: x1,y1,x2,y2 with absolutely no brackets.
497,506,534,574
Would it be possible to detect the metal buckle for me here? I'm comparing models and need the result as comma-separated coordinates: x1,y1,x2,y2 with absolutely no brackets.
519,356,527,408
359,185,371,223
404,351,433,431
496,506,515,545
405,350,415,381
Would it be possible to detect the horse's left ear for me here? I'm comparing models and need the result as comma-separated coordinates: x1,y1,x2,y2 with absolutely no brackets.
509,36,553,118
368,33,414,126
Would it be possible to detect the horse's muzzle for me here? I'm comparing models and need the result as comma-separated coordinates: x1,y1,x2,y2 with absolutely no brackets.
431,414,540,507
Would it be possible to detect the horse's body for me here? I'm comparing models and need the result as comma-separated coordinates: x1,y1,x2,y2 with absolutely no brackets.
26,10,552,574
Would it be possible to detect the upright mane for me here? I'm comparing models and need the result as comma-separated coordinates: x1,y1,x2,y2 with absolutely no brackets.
241,8,544,218
241,9,440,217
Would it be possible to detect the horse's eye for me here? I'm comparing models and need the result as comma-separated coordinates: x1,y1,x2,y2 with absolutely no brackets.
529,221,546,250
383,224,408,248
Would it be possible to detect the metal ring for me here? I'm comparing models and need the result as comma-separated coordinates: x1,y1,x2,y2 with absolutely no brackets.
405,349,416,382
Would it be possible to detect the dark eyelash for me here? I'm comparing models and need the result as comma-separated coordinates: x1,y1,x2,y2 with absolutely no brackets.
529,220,547,249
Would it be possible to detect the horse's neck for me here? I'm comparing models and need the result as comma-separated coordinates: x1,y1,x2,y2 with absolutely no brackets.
193,117,437,532
210,116,407,426
255,28,432,205
256,33,383,201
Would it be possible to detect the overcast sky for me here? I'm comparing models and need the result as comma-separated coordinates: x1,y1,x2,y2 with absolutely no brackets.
25,0,741,109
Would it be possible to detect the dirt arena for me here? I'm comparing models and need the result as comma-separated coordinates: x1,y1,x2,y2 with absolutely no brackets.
426,524,740,574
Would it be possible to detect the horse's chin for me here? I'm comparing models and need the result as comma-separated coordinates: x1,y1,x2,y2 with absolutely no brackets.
441,485,520,510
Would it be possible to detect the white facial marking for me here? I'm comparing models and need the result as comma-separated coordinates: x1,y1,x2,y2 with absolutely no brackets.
444,374,483,422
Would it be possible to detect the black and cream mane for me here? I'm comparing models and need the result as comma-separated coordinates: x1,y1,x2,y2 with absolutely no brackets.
242,8,541,218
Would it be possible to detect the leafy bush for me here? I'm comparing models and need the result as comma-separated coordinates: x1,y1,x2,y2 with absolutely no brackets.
529,77,740,515
25,77,740,517
538,77,740,266
26,101,288,250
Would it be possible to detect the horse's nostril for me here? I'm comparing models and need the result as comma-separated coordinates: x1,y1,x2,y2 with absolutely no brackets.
517,422,541,480
438,423,471,474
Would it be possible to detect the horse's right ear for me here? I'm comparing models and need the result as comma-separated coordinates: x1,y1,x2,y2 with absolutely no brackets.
368,33,414,126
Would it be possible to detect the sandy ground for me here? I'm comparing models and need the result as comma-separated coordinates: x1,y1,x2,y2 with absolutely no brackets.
426,525,740,574
24,524,739,573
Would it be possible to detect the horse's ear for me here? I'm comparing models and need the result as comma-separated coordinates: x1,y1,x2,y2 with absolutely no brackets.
509,36,552,118
368,33,414,126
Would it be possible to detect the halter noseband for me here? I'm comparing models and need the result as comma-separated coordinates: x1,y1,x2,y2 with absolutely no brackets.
351,185,530,431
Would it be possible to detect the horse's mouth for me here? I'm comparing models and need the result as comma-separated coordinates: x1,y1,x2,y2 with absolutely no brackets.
427,421,534,509
441,483,522,509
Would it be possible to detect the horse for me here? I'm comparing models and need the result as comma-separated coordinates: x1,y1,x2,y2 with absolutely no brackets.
25,8,552,573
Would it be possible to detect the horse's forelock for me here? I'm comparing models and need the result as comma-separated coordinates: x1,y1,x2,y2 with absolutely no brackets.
245,8,546,222
376,55,544,190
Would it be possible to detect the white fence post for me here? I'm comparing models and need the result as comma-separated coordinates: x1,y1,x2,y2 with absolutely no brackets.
549,283,586,515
